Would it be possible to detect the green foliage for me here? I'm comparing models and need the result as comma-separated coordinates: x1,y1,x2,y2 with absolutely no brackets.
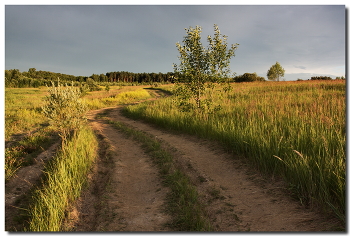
42,83,87,141
311,76,333,80
5,69,177,88
335,76,345,80
173,24,238,112
105,84,110,92
86,78,102,91
234,72,265,82
267,62,285,81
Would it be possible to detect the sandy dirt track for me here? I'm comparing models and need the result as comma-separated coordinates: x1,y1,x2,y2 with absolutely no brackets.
71,105,341,232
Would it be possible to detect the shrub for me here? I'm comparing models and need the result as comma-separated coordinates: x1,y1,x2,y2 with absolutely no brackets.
42,82,87,142
234,72,265,82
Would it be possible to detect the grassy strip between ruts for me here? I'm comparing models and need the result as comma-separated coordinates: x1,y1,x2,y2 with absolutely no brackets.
99,111,212,231
27,125,98,231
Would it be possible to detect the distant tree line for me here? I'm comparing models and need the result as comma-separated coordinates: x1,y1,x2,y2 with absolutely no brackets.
310,76,333,80
105,71,176,83
310,76,345,81
4,68,345,88
4,68,177,88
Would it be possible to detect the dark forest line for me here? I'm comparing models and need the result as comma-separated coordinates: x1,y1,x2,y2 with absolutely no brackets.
5,68,345,88
4,68,177,88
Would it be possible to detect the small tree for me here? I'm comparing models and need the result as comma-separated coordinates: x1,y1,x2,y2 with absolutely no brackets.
173,24,238,112
42,82,87,143
267,62,285,81
105,84,110,93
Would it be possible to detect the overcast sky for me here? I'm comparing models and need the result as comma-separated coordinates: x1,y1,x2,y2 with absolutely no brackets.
4,4,346,80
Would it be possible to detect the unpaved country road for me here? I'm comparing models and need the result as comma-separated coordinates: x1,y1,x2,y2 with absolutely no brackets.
71,108,171,231
71,105,342,232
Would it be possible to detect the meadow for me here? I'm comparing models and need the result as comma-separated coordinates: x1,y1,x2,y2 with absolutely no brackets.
123,80,346,220
5,80,346,230
4,85,153,181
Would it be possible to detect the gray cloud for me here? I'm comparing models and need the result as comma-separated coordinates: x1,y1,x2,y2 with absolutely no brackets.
5,5,345,79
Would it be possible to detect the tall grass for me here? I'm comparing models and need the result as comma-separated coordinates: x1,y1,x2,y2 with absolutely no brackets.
27,126,98,231
5,129,57,180
5,88,48,139
123,80,345,221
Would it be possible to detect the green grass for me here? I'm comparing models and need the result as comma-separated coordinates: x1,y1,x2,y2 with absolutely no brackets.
101,112,212,231
84,87,153,110
4,86,153,181
27,126,98,231
122,80,346,222
5,87,49,139
5,129,58,181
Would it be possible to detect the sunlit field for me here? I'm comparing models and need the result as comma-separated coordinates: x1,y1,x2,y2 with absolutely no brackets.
4,85,153,181
5,87,48,139
83,85,152,110
123,80,346,220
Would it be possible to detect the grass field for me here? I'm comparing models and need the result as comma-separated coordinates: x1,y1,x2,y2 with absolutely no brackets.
123,80,346,220
5,80,346,230
4,85,153,180
5,87,48,139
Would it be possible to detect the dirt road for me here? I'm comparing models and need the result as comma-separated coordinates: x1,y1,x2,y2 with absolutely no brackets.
70,105,342,232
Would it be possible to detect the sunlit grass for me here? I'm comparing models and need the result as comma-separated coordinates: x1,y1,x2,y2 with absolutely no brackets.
5,129,57,181
5,87,49,139
84,87,152,110
27,126,98,231
123,80,345,221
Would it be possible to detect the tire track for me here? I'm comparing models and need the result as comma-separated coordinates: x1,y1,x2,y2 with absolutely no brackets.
71,109,170,231
104,107,342,232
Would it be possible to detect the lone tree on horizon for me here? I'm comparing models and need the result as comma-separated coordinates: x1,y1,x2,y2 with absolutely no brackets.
267,62,285,81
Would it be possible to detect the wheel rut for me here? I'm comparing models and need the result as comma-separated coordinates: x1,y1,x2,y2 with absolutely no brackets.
71,108,170,231
108,107,341,231
72,105,342,232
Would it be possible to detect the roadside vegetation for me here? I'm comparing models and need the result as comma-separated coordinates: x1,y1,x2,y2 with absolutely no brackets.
4,84,155,182
123,80,346,222
5,82,159,231
27,126,97,231
5,87,57,181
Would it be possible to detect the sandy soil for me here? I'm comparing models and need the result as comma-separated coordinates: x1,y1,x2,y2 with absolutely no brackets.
71,105,342,232
70,108,171,231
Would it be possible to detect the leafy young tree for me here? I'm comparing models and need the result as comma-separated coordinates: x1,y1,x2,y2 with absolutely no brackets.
174,24,238,112
42,82,87,143
267,62,285,81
